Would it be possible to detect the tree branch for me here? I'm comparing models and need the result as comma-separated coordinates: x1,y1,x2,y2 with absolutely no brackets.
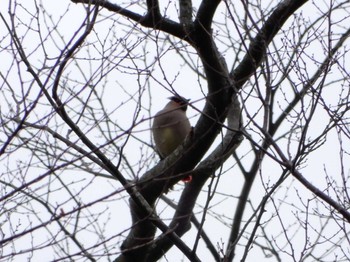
179,0,193,26
195,0,221,31
71,0,189,41
146,97,243,261
231,0,308,86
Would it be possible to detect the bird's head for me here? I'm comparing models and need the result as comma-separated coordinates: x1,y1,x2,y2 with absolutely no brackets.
168,96,190,111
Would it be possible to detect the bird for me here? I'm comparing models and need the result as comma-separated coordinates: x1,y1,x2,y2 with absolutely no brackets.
152,96,192,182
152,95,191,158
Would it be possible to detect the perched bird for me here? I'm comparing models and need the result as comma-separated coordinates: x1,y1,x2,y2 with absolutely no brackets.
152,96,191,158
152,96,192,182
